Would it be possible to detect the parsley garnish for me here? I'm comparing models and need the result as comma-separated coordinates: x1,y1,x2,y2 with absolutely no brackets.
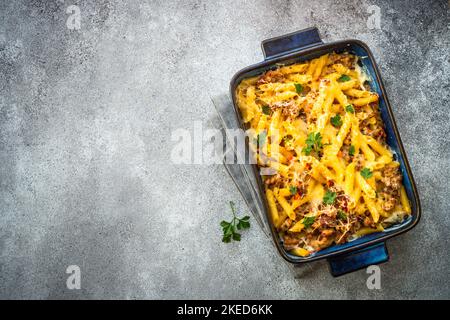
323,190,337,205
330,114,343,127
294,83,303,94
289,186,298,195
337,210,347,220
345,104,355,113
302,145,312,155
349,145,355,157
360,167,373,179
302,132,323,156
338,74,351,82
262,105,271,115
220,201,250,243
302,216,315,229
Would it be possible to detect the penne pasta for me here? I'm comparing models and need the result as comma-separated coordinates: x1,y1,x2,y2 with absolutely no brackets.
400,186,411,214
235,52,410,257
266,189,279,225
351,94,379,106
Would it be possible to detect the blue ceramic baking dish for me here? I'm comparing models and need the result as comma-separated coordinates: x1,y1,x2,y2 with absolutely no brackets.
229,27,421,276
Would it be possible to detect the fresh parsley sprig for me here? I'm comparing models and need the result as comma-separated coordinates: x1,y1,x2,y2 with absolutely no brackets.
338,74,351,82
294,83,303,94
323,190,337,205
289,186,298,195
330,114,343,127
302,132,323,156
349,145,355,157
302,216,315,229
360,167,373,179
345,104,355,113
220,201,250,243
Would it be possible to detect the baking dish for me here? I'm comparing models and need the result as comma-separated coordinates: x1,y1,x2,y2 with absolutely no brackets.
229,27,421,276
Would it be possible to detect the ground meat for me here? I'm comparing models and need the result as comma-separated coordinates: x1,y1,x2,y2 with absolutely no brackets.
359,103,387,143
355,154,365,171
321,229,335,238
288,185,308,204
363,216,375,228
294,203,310,220
270,101,302,119
264,173,287,188
379,165,402,211
279,218,293,232
318,214,337,228
257,70,285,85
343,134,352,146
298,109,307,123
361,121,386,142
328,53,356,69
309,229,335,249
382,165,402,190
380,190,399,211
370,127,386,142
335,231,347,244
283,233,301,250
321,65,336,76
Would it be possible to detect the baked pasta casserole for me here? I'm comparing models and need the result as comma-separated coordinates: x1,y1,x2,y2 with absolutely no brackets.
235,52,411,257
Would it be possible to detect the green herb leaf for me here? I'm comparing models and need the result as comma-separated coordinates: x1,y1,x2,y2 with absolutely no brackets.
262,105,271,115
302,216,315,229
323,190,337,205
360,167,373,179
302,145,312,155
223,223,234,236
222,221,230,230
349,145,355,157
237,220,248,230
338,74,351,82
305,132,315,145
314,132,323,147
294,83,303,94
289,186,298,195
337,210,347,220
220,202,250,243
345,104,355,113
303,132,323,156
239,220,250,229
330,114,343,127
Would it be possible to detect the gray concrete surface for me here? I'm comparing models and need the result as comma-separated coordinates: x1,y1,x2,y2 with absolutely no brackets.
0,0,449,299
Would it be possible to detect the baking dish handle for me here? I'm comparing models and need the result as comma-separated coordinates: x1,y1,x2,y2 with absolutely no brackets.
327,242,389,277
261,27,323,60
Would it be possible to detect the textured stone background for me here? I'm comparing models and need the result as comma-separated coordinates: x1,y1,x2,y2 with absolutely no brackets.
0,0,449,299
